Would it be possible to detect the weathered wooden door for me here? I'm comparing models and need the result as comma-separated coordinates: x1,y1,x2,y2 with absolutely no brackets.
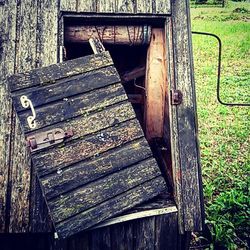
8,51,167,238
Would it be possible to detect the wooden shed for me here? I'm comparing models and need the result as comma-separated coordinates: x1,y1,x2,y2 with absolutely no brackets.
0,0,204,249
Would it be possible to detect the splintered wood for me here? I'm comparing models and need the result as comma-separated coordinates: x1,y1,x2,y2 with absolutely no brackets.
8,51,167,239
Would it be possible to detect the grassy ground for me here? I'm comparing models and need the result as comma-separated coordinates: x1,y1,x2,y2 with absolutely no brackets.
190,1,250,249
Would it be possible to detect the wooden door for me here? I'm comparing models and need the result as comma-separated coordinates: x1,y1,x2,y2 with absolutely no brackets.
8,51,167,239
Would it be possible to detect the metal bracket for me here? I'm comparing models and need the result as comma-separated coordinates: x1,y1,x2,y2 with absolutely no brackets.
171,90,183,105
26,128,73,152
20,95,37,129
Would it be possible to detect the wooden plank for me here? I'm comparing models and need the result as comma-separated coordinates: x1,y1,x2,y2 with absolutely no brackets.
171,0,204,231
19,84,127,132
60,0,77,12
48,158,161,222
64,25,151,45
90,227,111,250
117,0,135,13
134,217,155,250
12,65,120,112
9,51,113,92
36,0,58,68
67,232,90,250
144,28,166,141
110,222,133,250
55,176,167,238
97,0,115,13
32,119,143,172
77,0,96,12
0,0,17,233
137,0,152,14
155,213,178,250
93,206,177,229
41,138,152,199
8,0,38,232
155,0,171,14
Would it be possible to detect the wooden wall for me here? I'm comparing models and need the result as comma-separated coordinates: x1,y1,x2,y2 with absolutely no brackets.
0,0,204,236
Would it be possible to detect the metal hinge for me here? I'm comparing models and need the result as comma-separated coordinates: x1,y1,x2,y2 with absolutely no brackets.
26,128,73,152
171,90,183,105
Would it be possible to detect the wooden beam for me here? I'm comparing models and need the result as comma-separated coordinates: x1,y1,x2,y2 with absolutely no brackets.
144,28,167,141
65,25,151,45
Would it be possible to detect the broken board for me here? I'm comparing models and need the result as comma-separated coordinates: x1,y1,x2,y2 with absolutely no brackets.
7,51,167,239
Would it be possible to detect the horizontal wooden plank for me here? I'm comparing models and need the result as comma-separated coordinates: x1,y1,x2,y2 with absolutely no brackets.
8,51,113,92
32,119,144,173
19,83,127,132
27,101,135,155
56,176,167,238
49,158,161,222
41,138,152,199
12,65,120,112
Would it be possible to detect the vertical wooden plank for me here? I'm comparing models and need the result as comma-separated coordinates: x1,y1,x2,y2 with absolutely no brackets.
97,0,115,13
137,0,152,14
144,28,166,141
117,0,135,13
77,0,96,12
67,232,90,250
170,0,204,232
28,0,59,233
90,227,111,250
155,213,178,250
133,217,155,250
60,0,77,11
0,0,17,233
110,222,133,250
37,0,59,67
155,0,171,14
8,0,37,232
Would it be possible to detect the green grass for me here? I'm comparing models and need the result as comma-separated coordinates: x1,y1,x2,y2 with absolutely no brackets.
191,1,250,249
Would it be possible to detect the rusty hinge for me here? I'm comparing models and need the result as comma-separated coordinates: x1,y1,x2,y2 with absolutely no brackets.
171,90,183,105
26,128,73,152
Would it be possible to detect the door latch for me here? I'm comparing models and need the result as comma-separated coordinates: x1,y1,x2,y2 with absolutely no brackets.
26,128,73,152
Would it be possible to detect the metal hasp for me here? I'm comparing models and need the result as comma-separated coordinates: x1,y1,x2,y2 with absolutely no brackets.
171,90,183,105
26,128,73,152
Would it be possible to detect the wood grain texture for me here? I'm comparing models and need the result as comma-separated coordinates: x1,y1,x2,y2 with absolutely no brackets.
56,176,167,238
60,0,77,11
110,222,133,250
77,0,96,12
41,138,151,199
0,0,17,233
64,25,151,45
144,28,166,141
117,0,135,13
12,65,120,112
36,0,58,68
171,0,204,231
9,51,113,92
49,158,161,222
97,0,115,13
155,212,178,250
134,217,155,250
8,0,38,232
155,0,171,14
32,119,144,173
137,0,152,13
19,84,127,132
